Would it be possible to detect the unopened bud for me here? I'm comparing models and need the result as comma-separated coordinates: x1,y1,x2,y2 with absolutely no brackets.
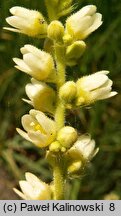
49,141,61,152
68,161,82,174
66,41,86,59
47,21,64,41
57,126,78,148
59,81,77,103
63,34,73,45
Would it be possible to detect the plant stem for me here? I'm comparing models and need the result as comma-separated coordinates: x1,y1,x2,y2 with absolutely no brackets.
45,0,58,21
52,44,66,199
53,155,65,200
54,44,66,130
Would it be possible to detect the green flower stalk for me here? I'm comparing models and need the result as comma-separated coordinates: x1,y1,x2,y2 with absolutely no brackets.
4,1,117,200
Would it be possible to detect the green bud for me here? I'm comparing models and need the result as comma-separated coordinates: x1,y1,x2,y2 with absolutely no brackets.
57,126,78,148
66,41,86,59
47,21,64,42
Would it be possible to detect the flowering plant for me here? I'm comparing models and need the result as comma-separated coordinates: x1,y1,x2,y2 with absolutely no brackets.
4,1,117,200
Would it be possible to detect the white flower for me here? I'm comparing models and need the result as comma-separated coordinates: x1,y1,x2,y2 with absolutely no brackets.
76,71,117,105
17,109,56,147
24,78,56,114
13,44,56,82
4,6,48,37
67,134,98,161
13,172,51,200
65,5,102,41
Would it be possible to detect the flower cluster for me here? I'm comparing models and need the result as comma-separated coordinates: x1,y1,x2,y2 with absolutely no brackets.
4,2,117,200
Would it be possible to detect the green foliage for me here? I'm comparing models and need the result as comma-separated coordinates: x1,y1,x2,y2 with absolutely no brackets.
0,0,121,199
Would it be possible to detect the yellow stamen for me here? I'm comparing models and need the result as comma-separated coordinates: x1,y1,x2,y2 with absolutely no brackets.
34,124,47,135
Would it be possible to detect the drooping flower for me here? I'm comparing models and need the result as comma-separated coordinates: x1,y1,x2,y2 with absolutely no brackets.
24,78,56,114
14,172,51,200
4,6,48,37
65,134,98,177
67,134,98,162
64,5,102,41
13,44,56,82
76,71,117,106
17,109,56,147
66,134,99,166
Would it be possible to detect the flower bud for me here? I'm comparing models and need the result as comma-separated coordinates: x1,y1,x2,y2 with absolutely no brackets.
4,7,48,37
57,126,78,148
59,81,77,103
47,21,64,41
66,41,86,59
13,172,51,200
66,41,86,66
63,34,73,45
49,141,61,152
67,161,82,174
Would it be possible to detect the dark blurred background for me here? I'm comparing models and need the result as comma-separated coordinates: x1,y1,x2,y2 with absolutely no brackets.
0,0,121,199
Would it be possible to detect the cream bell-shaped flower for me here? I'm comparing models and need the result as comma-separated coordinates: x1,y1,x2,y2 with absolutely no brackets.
66,134,98,162
13,44,56,82
64,5,102,41
24,78,56,114
17,109,56,147
76,71,117,106
13,172,51,200
4,6,48,37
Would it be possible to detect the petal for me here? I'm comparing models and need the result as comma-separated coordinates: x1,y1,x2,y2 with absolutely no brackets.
6,16,29,30
21,45,43,58
96,70,109,75
19,181,33,199
16,128,32,142
10,6,32,17
22,98,33,106
25,83,38,100
23,53,43,72
77,5,97,17
13,58,31,73
25,173,43,188
77,73,109,91
36,112,56,134
10,7,41,19
83,13,103,37
28,131,47,147
3,27,20,33
68,5,96,20
97,91,117,100
21,114,37,131
13,188,27,200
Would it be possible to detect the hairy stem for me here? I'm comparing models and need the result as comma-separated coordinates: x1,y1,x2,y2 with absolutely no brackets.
53,155,65,200
54,44,66,130
52,44,66,199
